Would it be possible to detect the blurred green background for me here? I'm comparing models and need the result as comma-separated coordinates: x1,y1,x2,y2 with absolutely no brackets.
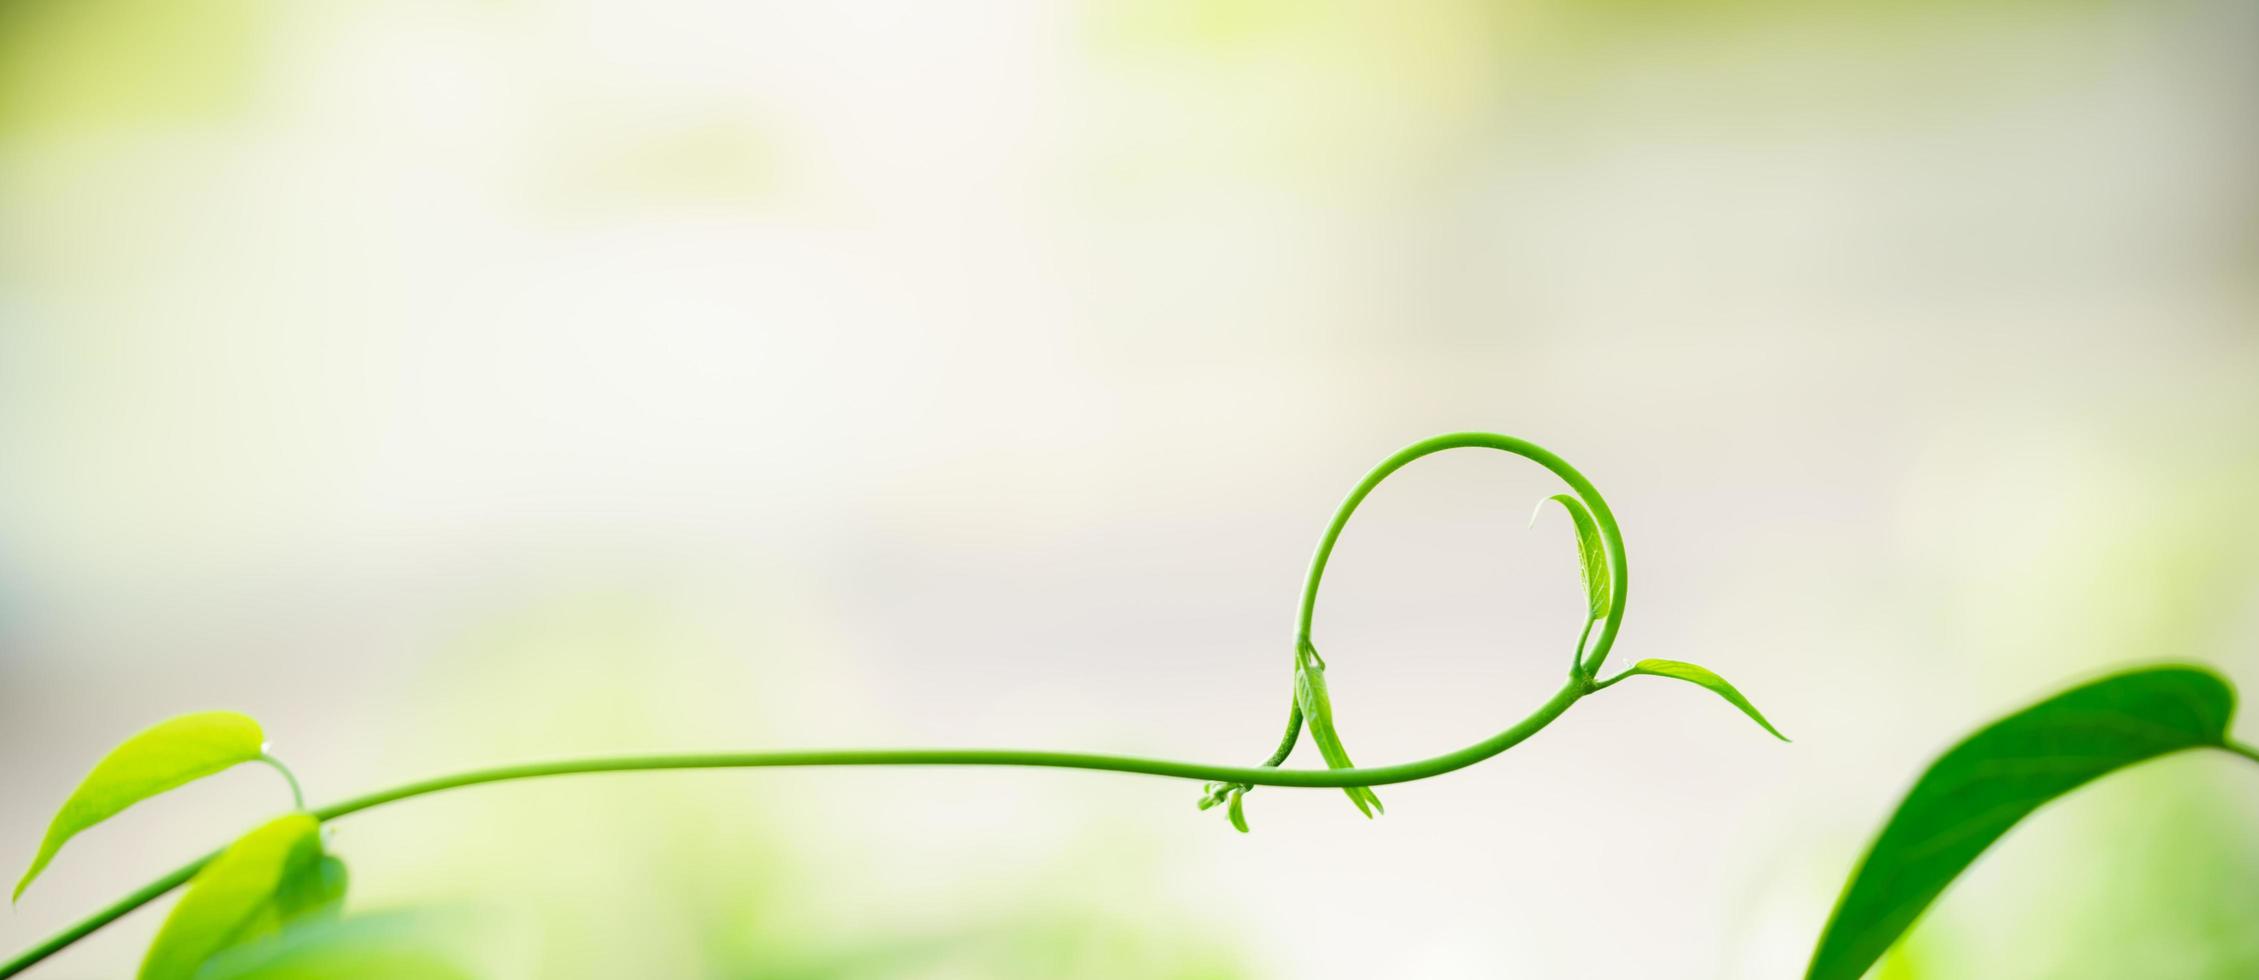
2,0,2255,977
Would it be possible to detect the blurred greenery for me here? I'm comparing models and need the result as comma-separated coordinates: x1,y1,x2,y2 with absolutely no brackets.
0,0,270,138
198,911,487,980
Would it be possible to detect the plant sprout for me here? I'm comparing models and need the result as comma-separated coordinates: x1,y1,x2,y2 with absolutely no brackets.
4,431,1794,977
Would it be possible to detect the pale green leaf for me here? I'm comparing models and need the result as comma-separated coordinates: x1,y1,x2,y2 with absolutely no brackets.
195,911,481,980
1618,659,1788,741
15,711,268,902
1225,788,1249,834
1806,666,2235,980
140,813,327,980
1533,493,1610,618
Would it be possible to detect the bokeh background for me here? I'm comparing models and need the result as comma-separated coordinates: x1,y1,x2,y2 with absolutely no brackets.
3,0,2257,977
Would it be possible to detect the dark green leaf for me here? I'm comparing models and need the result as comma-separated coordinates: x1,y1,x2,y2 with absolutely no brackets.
1533,494,1610,618
16,711,268,902
1617,659,1788,741
140,813,331,980
1805,665,2236,980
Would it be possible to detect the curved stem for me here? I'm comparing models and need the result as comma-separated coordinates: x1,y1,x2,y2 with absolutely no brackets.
1217,434,1630,797
1569,616,1597,677
258,753,307,812
2227,741,2259,767
1260,703,1304,768
1291,432,1629,676
1229,434,1630,787
2,679,1588,978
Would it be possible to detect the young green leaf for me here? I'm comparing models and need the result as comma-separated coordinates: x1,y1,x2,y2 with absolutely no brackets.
1532,493,1610,619
1225,787,1250,834
140,813,332,980
1805,665,2237,980
15,711,269,902
1293,644,1383,818
1195,783,1225,811
1612,659,1788,741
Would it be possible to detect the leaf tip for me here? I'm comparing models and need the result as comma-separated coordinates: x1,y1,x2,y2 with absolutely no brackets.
14,840,60,904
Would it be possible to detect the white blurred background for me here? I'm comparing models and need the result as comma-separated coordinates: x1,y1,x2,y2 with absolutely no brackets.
3,0,2256,976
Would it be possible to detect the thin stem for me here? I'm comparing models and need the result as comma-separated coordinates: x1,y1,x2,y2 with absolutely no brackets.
1290,432,1629,674
2227,742,2259,767
1,680,1589,979
0,858,204,979
259,753,307,812
1259,704,1304,768
320,679,1584,819
1569,616,1596,678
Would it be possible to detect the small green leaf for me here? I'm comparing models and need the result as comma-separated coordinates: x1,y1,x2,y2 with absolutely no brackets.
1225,787,1250,833
1293,644,1383,818
1805,665,2236,980
1533,493,1610,618
140,813,331,980
15,711,268,902
1617,659,1788,742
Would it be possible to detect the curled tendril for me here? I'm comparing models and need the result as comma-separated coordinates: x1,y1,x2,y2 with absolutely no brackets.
1204,432,1630,830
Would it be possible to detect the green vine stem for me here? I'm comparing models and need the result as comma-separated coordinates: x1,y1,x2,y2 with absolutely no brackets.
1206,431,1626,814
255,754,305,812
1,432,1627,978
1293,432,1628,676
